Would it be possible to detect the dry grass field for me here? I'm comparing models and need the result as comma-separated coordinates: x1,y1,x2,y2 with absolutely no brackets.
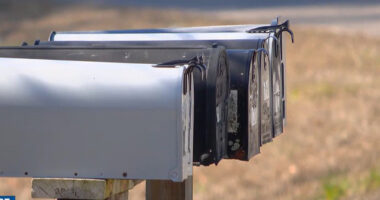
0,4,379,200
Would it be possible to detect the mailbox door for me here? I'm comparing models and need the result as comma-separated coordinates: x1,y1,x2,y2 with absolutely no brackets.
267,34,284,137
258,50,274,145
225,50,260,160
247,51,261,159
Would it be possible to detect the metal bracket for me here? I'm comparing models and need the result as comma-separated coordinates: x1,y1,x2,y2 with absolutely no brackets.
254,48,269,57
154,56,206,94
247,20,294,43
253,48,269,70
263,35,279,57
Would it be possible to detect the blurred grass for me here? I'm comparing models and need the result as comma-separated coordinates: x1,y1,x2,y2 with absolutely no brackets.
315,168,380,200
365,169,380,191
0,3,380,200
322,176,349,200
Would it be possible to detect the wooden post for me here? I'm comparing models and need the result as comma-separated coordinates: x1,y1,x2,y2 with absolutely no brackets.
146,176,193,200
31,178,142,200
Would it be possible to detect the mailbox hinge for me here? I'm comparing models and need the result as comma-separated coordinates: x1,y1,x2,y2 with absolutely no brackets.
154,56,206,94
247,20,294,43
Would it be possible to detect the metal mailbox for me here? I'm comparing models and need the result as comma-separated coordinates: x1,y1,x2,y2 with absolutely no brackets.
226,50,261,159
0,46,230,166
46,18,293,146
0,20,293,182
48,20,293,138
35,41,267,160
0,56,195,181
43,19,293,160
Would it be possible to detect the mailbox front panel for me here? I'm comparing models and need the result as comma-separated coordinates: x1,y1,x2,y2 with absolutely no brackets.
247,51,261,159
258,51,274,145
226,50,260,160
267,34,284,137
0,57,192,181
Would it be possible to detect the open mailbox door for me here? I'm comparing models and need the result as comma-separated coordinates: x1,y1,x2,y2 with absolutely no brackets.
0,48,199,182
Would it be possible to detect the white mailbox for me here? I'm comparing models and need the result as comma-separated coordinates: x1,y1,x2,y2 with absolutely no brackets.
0,57,194,182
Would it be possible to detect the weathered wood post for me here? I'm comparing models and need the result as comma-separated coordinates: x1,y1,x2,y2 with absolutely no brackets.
146,176,193,200
31,179,141,200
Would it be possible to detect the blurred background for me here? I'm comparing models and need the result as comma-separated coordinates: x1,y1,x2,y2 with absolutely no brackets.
0,0,379,199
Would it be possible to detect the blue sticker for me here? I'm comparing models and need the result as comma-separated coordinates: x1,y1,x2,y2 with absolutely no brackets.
0,196,15,200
